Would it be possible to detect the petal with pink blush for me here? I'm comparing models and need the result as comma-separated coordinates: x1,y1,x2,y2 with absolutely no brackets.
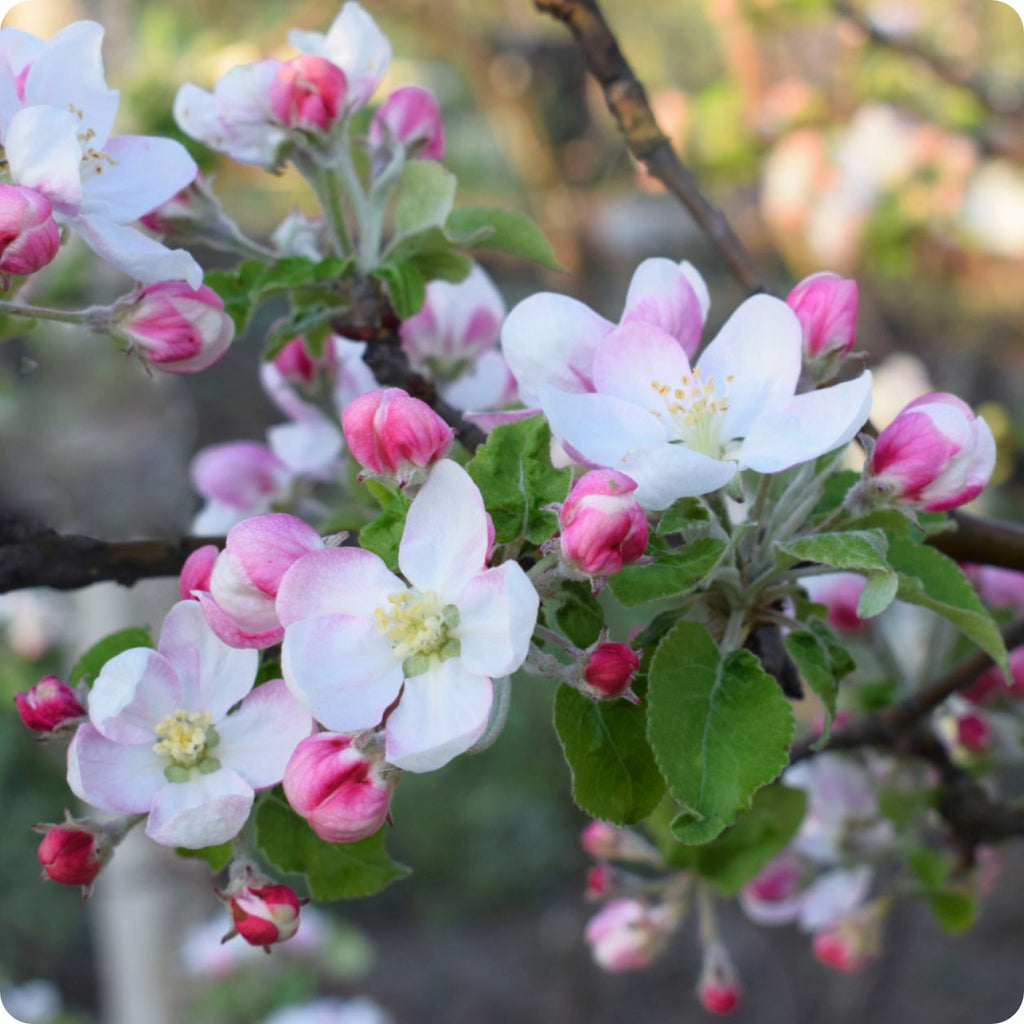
190,442,290,509
222,513,323,595
87,647,182,744
399,461,489,597
195,591,283,650
592,322,693,409
145,768,254,849
5,106,84,209
216,679,315,790
457,563,538,679
157,601,258,719
276,548,403,626
71,214,203,287
385,659,492,772
281,614,403,731
67,724,168,813
621,258,707,357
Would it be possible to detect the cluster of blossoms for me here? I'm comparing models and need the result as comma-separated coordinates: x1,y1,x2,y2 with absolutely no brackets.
9,3,1018,1017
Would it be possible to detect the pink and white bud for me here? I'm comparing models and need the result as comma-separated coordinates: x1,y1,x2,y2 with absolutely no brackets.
811,900,887,973
269,55,348,133
560,470,649,577
36,817,109,891
739,850,807,926
15,675,85,733
582,642,641,701
191,442,293,532
113,282,234,374
801,572,869,633
956,711,993,753
341,388,453,487
273,337,336,388
0,184,60,279
580,821,660,865
965,645,1024,704
964,565,1024,614
197,513,324,649
585,864,622,899
140,175,219,235
226,881,303,948
370,86,445,160
584,898,677,972
179,545,219,599
786,272,858,367
866,393,996,512
283,732,396,843
697,943,742,1015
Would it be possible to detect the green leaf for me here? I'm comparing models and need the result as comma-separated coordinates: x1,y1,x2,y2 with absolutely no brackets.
264,305,334,361
695,784,807,896
446,206,564,271
205,260,267,333
888,539,1009,676
608,539,725,607
909,847,947,888
358,485,411,572
254,795,410,900
657,498,710,535
555,580,604,649
177,842,232,872
394,161,457,236
784,621,855,748
371,261,426,319
553,683,665,825
466,416,571,545
69,627,154,687
925,890,978,934
647,622,794,845
778,530,897,617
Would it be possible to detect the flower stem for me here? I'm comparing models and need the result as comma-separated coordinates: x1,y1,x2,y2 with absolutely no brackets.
0,300,99,328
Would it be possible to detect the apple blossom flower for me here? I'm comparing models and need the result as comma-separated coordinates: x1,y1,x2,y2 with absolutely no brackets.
811,899,887,973
278,460,539,772
370,86,445,161
956,711,993,753
584,898,679,972
15,674,85,733
801,572,869,633
697,943,742,1015
268,55,348,134
0,183,59,278
797,866,875,933
341,387,454,488
193,513,325,650
582,643,641,700
502,257,710,409
66,601,315,849
110,282,234,374
559,469,649,577
0,21,201,285
537,294,873,509
283,731,396,842
739,849,808,926
288,2,392,114
862,392,995,512
786,271,858,370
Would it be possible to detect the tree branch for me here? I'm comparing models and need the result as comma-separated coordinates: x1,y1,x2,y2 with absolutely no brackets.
533,0,770,296
927,512,1024,573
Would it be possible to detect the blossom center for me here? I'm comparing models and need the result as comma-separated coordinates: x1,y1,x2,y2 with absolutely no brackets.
649,368,734,459
153,709,220,780
70,106,117,181
373,588,461,677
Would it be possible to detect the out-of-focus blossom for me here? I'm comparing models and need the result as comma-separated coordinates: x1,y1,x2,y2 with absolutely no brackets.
801,572,869,633
279,461,539,772
269,55,349,134
584,898,679,972
67,601,314,848
580,821,661,864
370,86,444,161
811,899,888,973
962,160,1024,259
697,942,742,1015
963,565,1024,614
261,996,393,1024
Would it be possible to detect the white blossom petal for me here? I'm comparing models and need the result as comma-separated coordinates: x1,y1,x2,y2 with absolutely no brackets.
385,659,492,772
591,321,693,409
145,768,254,849
457,563,538,678
621,257,707,356
87,647,182,744
6,105,83,208
72,214,203,286
67,724,167,813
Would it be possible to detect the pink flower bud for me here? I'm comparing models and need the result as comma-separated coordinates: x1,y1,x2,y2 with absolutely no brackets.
227,882,303,948
283,732,396,843
786,272,858,363
582,643,641,700
801,572,869,633
179,545,219,600
964,565,1024,614
370,86,445,160
580,820,662,866
341,388,453,486
272,337,335,387
115,282,234,374
697,943,742,1015
36,820,107,889
560,470,649,577
585,864,620,899
966,646,1024,704
811,902,886,973
867,393,996,512
140,174,217,235
0,184,60,278
269,55,348,132
584,898,677,972
956,712,992,753
197,513,324,649
15,675,85,733
739,850,806,926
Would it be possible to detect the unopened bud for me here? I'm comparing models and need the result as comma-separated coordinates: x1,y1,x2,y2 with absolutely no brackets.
584,898,678,972
222,876,303,949
272,337,335,387
283,732,396,843
35,815,110,894
580,820,659,864
15,675,85,733
956,712,992,753
811,901,886,973
697,942,742,1015
179,544,219,600
560,470,648,577
582,643,641,701
341,388,453,487
786,271,858,380
0,183,60,279
370,86,445,161
269,55,349,133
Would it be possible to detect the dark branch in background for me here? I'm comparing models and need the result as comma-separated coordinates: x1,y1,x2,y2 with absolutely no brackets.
834,0,1024,119
929,512,1024,573
0,513,219,593
534,0,770,296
